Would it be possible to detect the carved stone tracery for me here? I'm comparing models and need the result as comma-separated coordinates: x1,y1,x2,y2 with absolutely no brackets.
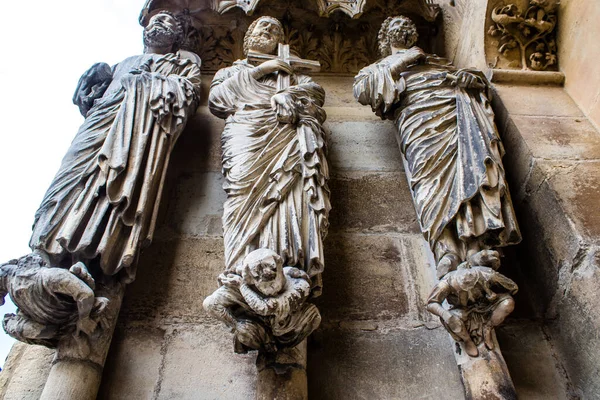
140,0,441,74
487,0,558,71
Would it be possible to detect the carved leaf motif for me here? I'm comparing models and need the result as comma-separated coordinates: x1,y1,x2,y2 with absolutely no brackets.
195,27,219,70
287,27,320,61
488,0,558,70
319,32,356,73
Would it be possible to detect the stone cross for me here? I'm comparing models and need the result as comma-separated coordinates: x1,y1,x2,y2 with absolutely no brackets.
248,43,321,91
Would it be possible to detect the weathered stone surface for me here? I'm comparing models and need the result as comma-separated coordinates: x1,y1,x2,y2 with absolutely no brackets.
157,325,257,400
316,76,369,108
318,234,434,322
163,172,225,238
98,327,165,400
558,0,600,128
169,107,224,173
326,122,402,172
120,238,225,324
547,247,600,398
510,116,600,161
0,343,53,400
497,322,572,399
307,327,464,399
538,161,600,240
493,85,584,118
328,172,419,234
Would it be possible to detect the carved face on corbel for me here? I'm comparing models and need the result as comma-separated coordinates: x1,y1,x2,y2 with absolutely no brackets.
378,15,419,56
242,249,286,297
143,11,183,53
243,16,284,56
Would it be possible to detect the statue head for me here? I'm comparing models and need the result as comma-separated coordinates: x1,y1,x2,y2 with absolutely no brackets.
242,248,285,297
244,16,284,56
454,266,480,291
378,15,419,57
143,11,184,54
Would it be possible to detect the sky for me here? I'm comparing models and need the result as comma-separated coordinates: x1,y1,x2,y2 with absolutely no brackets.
0,0,147,366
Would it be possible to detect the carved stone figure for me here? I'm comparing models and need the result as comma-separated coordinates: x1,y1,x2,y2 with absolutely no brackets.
205,15,330,352
426,253,518,357
3,11,201,349
0,254,108,354
354,15,521,279
203,249,320,353
353,15,520,352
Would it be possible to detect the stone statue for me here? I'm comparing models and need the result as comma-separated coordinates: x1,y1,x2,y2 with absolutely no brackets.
2,11,201,350
205,15,330,352
203,249,320,353
426,253,518,357
353,15,521,353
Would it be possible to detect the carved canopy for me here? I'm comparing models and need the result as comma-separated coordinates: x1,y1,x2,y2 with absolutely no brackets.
140,0,439,22
139,0,441,74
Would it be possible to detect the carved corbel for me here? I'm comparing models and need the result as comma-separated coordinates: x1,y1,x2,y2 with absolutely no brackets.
0,254,109,357
203,249,321,354
426,252,518,358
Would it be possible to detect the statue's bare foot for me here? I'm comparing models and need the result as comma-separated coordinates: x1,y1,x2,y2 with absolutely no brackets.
463,339,479,357
469,250,500,270
69,262,95,289
436,253,460,278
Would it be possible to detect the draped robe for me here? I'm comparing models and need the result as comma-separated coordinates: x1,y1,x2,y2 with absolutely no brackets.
30,52,201,282
354,50,520,263
209,60,330,288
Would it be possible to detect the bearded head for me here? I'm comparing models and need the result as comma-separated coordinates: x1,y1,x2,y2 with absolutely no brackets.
378,16,419,57
143,11,184,53
243,16,284,56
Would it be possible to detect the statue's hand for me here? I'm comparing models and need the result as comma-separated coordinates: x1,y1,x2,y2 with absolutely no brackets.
404,46,426,64
271,92,298,124
444,313,466,335
250,59,293,80
76,316,98,337
220,273,243,289
449,71,486,90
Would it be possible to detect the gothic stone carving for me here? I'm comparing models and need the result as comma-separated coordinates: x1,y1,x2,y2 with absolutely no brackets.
426,252,518,357
353,16,521,355
0,254,108,355
488,0,558,71
2,11,201,352
139,0,440,74
204,249,321,353
203,16,329,353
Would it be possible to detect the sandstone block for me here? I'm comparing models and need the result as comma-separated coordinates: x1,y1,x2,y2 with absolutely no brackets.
157,325,256,400
497,322,571,399
318,233,435,322
307,327,463,400
121,238,225,324
98,327,165,400
326,121,403,172
493,85,584,118
328,172,419,234
164,171,225,238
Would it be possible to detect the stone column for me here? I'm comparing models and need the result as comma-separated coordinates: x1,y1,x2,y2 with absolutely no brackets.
40,281,124,400
256,341,308,400
453,333,517,400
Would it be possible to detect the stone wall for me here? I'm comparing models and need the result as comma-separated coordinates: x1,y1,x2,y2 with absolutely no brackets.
558,0,600,128
492,82,600,398
89,75,468,399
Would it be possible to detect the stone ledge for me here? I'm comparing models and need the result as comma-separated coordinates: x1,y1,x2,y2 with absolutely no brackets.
490,69,565,86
